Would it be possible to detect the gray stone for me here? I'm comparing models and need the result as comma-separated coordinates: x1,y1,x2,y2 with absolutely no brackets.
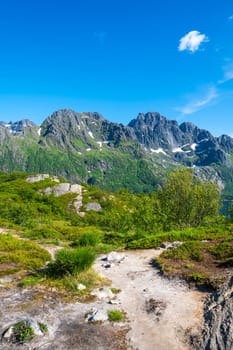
85,202,102,212
192,276,233,350
73,195,83,211
0,276,13,284
86,308,108,322
52,183,71,196
102,263,115,269
24,318,43,336
26,174,50,183
91,287,114,300
103,252,125,263
43,183,83,197
2,318,44,341
70,184,82,194
160,241,182,250
109,299,120,305
77,283,86,290
2,326,14,339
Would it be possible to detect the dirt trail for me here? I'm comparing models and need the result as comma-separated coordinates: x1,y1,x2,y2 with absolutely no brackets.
94,249,205,350
0,243,206,350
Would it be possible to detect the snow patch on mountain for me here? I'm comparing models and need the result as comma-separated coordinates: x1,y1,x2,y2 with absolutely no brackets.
150,148,166,155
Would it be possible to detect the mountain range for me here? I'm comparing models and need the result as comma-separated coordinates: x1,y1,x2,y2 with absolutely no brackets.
0,109,233,194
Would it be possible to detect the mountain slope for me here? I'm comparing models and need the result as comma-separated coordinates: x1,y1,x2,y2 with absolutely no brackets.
0,109,232,193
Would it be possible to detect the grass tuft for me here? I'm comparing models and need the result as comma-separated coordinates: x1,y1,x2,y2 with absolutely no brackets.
108,309,125,322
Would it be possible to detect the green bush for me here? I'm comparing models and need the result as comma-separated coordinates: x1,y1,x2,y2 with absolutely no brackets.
74,231,101,247
19,276,44,287
162,241,204,262
126,236,162,249
48,247,96,277
108,309,125,322
209,241,233,259
0,234,51,270
38,322,48,333
13,321,34,343
23,227,63,240
189,273,204,283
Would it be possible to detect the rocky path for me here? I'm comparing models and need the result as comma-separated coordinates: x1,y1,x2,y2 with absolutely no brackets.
95,249,205,350
0,246,206,350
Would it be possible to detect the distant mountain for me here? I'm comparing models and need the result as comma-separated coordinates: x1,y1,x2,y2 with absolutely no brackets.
0,109,232,194
0,119,36,134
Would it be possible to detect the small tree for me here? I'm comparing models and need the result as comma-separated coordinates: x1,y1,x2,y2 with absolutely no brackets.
158,168,220,229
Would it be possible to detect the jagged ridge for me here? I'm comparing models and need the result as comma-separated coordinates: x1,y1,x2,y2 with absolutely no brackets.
0,109,233,193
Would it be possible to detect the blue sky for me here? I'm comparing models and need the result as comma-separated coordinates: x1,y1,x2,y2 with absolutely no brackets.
0,0,233,136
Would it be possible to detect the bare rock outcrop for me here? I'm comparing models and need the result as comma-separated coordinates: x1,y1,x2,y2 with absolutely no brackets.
85,202,102,212
26,174,60,183
192,275,233,350
43,183,82,196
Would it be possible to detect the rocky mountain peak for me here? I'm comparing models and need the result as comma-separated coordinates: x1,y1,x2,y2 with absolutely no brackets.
40,109,97,148
128,112,183,150
217,134,233,153
0,119,36,134
179,121,197,134
128,112,169,128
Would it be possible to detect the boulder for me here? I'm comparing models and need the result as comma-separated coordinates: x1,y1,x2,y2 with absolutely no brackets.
1,318,45,342
43,183,82,197
26,174,50,183
51,183,71,196
70,184,82,194
85,202,102,212
91,287,114,300
86,308,108,322
24,318,43,336
102,252,126,263
192,276,233,350
160,241,182,250
2,326,14,339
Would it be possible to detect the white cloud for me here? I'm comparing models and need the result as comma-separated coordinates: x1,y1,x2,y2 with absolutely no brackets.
219,63,233,84
178,30,209,53
176,87,218,115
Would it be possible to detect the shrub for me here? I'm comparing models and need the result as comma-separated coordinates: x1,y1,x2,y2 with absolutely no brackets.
209,241,233,260
38,322,48,333
110,287,121,294
13,321,34,343
189,273,204,283
75,231,101,247
19,276,44,287
23,227,63,240
161,241,204,262
108,309,125,322
0,234,51,270
48,247,96,277
126,234,162,249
